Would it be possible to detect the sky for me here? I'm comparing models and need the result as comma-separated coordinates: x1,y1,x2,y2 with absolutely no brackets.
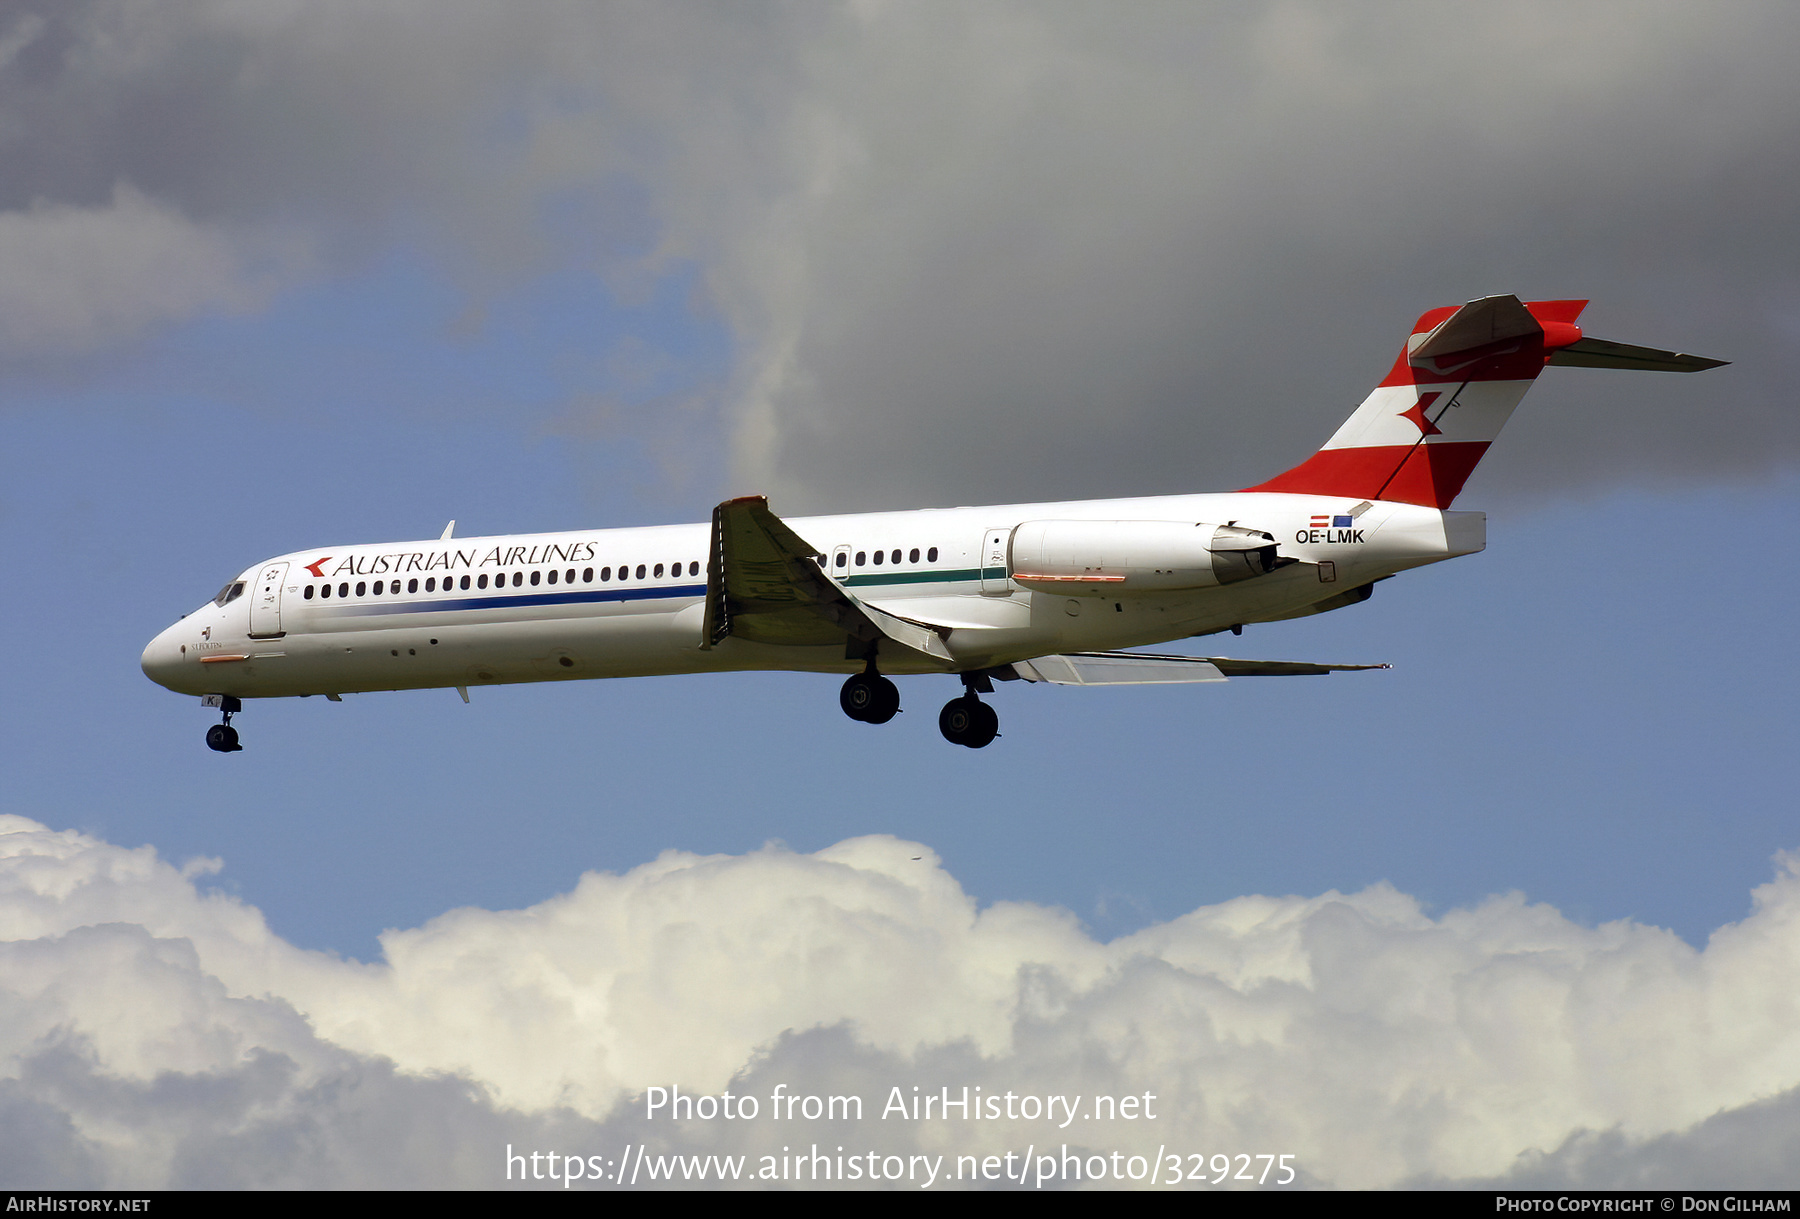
2,0,1798,1190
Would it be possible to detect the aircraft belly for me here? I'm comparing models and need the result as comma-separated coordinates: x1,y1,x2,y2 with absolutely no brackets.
215,601,715,697
1003,564,1384,660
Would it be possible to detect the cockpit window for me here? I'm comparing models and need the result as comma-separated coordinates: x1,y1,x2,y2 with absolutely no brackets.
213,581,245,607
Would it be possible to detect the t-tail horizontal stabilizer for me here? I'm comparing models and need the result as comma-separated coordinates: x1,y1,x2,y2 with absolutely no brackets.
1247,295,1726,510
1005,651,1389,685
1547,336,1728,373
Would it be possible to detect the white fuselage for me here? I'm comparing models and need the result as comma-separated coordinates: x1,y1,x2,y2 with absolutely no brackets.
140,492,1482,700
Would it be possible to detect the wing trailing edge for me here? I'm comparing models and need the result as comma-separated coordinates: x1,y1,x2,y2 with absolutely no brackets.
702,496,954,664
1005,651,1389,685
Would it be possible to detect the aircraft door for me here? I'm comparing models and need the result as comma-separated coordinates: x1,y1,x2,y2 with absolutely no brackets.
248,561,289,637
830,544,852,585
980,528,1012,595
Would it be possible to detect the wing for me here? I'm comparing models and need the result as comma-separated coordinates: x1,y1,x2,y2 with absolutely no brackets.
701,496,955,664
1005,651,1389,685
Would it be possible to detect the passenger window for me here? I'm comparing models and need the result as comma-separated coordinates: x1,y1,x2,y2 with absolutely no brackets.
567,568,576,583
855,552,866,566
460,575,471,590
319,584,331,599
338,582,349,598
689,562,699,576
909,548,919,562
835,552,847,568
602,567,612,581
356,582,367,597
584,568,594,583
891,549,901,564
654,563,664,578
512,572,523,587
478,574,489,589
928,547,938,562
303,585,315,600
532,570,542,586
408,578,418,593
636,564,646,579
873,550,884,565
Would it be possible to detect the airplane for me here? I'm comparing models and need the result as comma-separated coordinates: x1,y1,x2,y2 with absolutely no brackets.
141,295,1723,752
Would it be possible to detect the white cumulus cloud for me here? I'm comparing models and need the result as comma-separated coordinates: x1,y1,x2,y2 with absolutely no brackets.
3,813,1800,1188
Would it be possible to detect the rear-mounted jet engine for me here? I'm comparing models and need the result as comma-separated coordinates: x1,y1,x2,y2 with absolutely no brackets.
1008,520,1291,594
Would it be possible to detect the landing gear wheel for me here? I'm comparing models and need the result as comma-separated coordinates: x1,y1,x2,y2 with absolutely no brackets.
205,695,243,753
938,695,998,748
840,672,901,724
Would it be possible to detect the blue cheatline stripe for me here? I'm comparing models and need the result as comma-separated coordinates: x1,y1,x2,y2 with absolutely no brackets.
841,567,984,588
321,583,709,618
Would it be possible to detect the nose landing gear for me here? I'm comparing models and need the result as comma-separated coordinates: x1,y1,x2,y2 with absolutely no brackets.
205,696,243,753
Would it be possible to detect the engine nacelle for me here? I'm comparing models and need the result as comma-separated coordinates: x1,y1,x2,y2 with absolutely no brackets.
1009,520,1285,594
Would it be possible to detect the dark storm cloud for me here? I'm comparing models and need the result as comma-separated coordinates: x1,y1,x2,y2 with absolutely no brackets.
691,3,1800,511
2,2,1795,499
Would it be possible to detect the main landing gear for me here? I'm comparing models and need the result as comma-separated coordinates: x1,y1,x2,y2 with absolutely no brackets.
938,674,998,749
205,696,243,753
839,664,999,747
840,662,901,724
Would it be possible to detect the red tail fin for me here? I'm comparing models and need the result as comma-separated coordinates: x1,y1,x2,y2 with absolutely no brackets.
1246,296,1587,509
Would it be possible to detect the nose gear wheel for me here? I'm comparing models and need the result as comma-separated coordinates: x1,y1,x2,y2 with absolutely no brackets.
205,696,244,753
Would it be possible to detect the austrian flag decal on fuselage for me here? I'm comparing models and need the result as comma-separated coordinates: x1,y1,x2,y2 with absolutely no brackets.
1299,513,1364,544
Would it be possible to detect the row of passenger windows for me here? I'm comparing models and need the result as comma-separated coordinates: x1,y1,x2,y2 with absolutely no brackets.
294,544,947,603
302,561,701,601
833,546,938,569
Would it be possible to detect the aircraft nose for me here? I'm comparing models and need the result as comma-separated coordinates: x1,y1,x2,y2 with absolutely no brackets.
141,623,187,691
